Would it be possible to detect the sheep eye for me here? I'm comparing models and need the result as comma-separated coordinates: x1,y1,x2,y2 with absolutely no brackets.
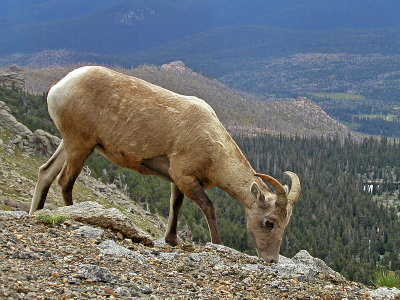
265,221,274,229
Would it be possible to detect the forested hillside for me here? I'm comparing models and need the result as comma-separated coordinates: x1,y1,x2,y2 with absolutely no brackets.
89,133,400,285
1,83,399,285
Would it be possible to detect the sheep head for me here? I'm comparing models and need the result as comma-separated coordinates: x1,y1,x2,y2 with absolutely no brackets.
246,171,300,263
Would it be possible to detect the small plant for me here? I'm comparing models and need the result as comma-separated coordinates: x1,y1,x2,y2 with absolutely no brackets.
373,270,400,288
35,214,70,226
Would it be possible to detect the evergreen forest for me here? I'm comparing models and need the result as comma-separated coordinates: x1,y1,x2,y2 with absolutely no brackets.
1,85,400,285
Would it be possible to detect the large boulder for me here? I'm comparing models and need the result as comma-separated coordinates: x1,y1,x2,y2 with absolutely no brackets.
267,249,346,282
0,101,32,137
0,71,24,91
33,201,154,247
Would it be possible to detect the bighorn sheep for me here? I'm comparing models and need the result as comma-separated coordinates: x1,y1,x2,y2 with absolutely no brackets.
30,66,300,263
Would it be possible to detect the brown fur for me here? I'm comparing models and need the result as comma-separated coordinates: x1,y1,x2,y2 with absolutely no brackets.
30,66,300,263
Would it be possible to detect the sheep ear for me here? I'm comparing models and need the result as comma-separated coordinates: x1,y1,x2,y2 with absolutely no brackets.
250,182,265,203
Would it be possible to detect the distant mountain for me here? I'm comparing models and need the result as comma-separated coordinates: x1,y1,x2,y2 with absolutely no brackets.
0,0,120,23
127,25,400,77
1,0,400,56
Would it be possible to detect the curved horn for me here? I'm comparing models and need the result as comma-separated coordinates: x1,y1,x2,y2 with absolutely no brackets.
255,173,288,209
284,171,301,206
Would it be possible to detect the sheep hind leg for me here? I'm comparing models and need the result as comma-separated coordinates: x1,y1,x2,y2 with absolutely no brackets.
165,182,184,246
30,141,66,215
57,145,94,207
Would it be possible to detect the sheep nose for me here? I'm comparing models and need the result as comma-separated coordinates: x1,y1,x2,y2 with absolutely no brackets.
269,259,278,264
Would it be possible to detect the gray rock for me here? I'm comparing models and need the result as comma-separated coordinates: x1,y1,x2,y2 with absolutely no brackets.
205,242,244,256
241,264,263,272
213,263,230,271
74,225,104,239
0,71,24,90
188,252,221,267
12,251,39,259
33,201,154,246
114,287,129,297
0,101,60,157
158,252,179,261
267,250,345,282
98,240,144,262
278,255,293,264
368,287,400,299
77,264,114,282
268,280,281,288
154,238,167,246
0,210,28,219
242,277,252,284
29,129,61,158
0,101,31,137
142,286,153,295
154,236,183,246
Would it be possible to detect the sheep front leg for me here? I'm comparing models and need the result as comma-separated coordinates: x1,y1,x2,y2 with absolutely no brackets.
165,183,184,246
57,143,94,206
174,175,223,245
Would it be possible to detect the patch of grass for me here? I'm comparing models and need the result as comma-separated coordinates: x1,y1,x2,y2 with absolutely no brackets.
373,270,400,288
35,213,69,226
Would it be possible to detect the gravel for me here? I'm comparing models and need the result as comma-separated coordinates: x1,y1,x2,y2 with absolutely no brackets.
1,213,397,299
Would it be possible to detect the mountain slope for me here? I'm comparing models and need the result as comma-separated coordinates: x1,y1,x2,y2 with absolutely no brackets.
0,0,120,26
0,63,357,139
1,0,400,56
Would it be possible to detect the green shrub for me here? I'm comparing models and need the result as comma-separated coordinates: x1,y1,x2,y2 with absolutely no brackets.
35,214,69,226
373,270,400,288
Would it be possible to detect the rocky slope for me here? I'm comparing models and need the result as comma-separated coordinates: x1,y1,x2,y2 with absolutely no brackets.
0,88,399,298
1,207,400,299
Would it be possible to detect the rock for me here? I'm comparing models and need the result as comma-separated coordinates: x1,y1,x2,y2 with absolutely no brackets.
0,102,60,157
77,264,114,283
161,61,188,72
267,250,345,282
188,252,221,267
0,214,396,299
0,101,32,137
154,236,183,246
28,129,61,158
241,264,263,272
2,198,30,212
33,201,154,246
205,242,245,256
73,225,104,239
0,71,24,91
278,255,293,264
368,287,400,299
98,240,144,262
0,210,28,219
158,252,179,261
142,286,153,294
12,250,39,259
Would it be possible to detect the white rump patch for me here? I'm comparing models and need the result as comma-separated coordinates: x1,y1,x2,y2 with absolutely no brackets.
47,66,97,125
